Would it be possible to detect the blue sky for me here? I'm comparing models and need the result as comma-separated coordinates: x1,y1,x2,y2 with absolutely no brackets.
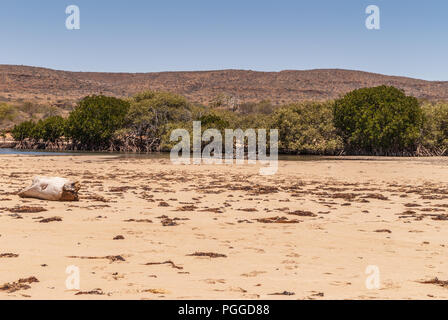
0,0,447,80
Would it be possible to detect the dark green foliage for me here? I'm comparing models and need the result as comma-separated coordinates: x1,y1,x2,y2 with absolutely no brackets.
66,95,130,149
11,120,36,142
199,113,230,131
32,116,66,143
333,86,424,154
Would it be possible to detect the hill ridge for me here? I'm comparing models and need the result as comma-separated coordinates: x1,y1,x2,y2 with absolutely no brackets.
1,65,447,106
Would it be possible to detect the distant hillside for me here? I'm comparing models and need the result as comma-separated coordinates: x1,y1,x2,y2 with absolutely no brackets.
1,65,447,106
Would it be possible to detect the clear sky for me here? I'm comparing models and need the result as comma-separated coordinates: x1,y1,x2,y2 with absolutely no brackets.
0,0,447,80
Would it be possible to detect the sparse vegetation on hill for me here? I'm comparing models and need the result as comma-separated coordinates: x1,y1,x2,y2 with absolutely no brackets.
1,65,448,107
0,100,69,134
0,103,16,124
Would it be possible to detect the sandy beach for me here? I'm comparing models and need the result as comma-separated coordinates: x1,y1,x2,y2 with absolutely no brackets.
0,154,447,300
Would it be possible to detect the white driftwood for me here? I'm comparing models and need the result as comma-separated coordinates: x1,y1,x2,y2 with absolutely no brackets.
18,176,80,201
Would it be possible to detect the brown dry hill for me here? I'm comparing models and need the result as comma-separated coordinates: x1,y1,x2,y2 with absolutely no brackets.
1,65,447,106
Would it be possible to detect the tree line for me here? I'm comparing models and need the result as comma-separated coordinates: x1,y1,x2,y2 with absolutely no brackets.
8,86,448,156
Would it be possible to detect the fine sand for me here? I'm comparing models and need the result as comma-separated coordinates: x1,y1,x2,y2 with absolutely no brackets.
0,155,447,300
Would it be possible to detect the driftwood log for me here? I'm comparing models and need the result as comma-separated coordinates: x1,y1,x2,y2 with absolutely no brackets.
18,176,80,201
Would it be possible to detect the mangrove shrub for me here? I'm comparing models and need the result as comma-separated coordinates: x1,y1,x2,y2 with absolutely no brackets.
65,95,130,149
333,86,424,155
272,102,343,154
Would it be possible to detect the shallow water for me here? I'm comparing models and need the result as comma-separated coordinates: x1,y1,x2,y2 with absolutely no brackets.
0,148,331,160
1,148,447,163
0,148,76,156
0,148,171,159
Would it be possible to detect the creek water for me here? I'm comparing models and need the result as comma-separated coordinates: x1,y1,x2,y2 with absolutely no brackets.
2,148,444,163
